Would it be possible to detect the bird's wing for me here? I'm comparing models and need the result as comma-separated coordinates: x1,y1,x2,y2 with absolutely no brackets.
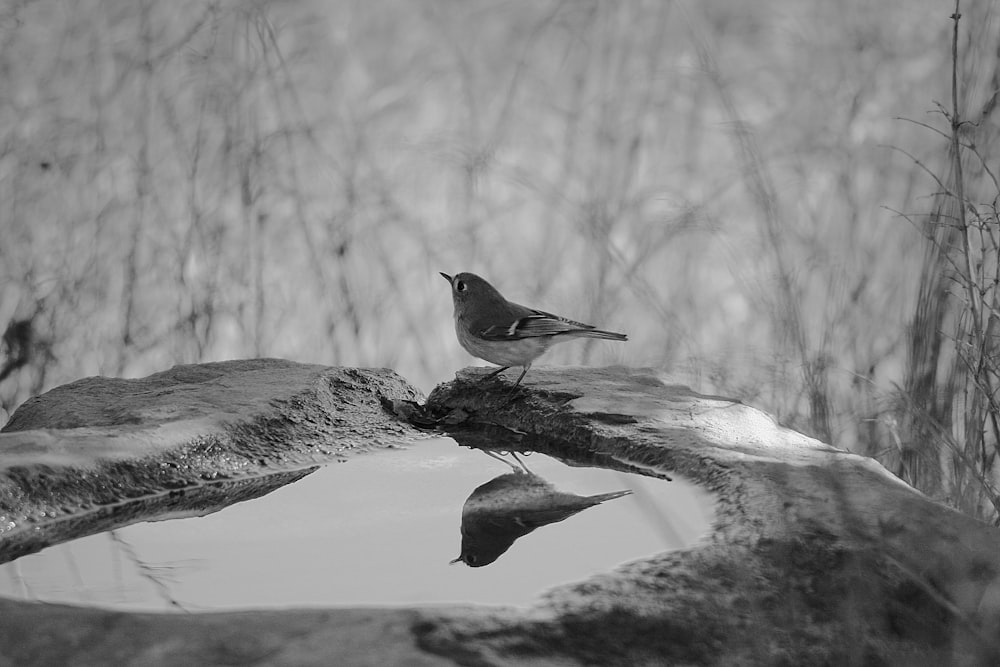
479,309,595,340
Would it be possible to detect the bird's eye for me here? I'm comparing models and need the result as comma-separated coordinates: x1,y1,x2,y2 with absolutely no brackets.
467,553,478,565
456,280,467,292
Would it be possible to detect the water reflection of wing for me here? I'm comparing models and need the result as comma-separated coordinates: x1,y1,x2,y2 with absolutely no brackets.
451,470,632,567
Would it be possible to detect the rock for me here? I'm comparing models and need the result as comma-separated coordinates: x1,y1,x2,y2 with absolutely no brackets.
0,362,998,665
0,359,423,562
424,367,1000,665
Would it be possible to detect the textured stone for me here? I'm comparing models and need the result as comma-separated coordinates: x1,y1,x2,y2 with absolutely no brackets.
0,359,423,561
0,362,998,665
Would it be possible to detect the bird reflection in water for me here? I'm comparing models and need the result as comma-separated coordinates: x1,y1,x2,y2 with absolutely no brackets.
450,450,633,567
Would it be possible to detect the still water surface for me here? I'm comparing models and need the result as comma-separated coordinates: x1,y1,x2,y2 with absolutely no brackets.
0,438,715,611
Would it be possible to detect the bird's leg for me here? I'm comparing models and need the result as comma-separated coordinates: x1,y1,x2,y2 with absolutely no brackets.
509,451,532,474
499,365,532,405
510,365,530,388
482,449,522,472
484,366,509,381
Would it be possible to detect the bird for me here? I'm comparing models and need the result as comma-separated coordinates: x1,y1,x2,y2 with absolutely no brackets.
440,272,628,387
450,464,633,567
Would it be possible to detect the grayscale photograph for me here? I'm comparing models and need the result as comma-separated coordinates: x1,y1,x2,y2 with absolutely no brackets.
0,1,998,664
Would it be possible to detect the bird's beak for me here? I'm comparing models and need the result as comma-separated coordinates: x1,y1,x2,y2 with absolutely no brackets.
439,272,453,283
449,556,462,565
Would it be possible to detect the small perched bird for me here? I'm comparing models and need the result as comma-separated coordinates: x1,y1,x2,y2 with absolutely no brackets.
440,272,627,387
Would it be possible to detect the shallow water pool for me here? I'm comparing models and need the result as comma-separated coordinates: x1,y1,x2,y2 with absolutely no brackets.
0,437,716,611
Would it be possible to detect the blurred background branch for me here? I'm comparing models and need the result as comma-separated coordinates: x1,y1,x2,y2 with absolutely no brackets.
2,0,999,521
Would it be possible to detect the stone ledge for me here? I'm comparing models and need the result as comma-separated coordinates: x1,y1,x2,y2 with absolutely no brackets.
0,360,423,561
0,361,997,665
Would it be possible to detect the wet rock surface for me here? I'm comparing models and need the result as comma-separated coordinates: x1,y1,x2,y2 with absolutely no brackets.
1,360,999,665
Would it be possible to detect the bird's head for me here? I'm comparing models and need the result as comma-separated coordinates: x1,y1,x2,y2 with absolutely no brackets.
439,271,506,315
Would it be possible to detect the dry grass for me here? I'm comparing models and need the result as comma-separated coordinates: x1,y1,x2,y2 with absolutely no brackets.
1,0,999,523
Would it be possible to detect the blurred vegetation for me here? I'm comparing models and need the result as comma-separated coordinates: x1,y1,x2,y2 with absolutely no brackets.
2,1,1000,521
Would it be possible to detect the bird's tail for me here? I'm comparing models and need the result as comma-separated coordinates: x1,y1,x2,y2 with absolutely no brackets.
576,328,628,342
587,489,633,504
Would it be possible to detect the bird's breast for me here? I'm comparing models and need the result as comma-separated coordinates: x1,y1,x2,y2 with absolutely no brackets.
455,321,553,366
